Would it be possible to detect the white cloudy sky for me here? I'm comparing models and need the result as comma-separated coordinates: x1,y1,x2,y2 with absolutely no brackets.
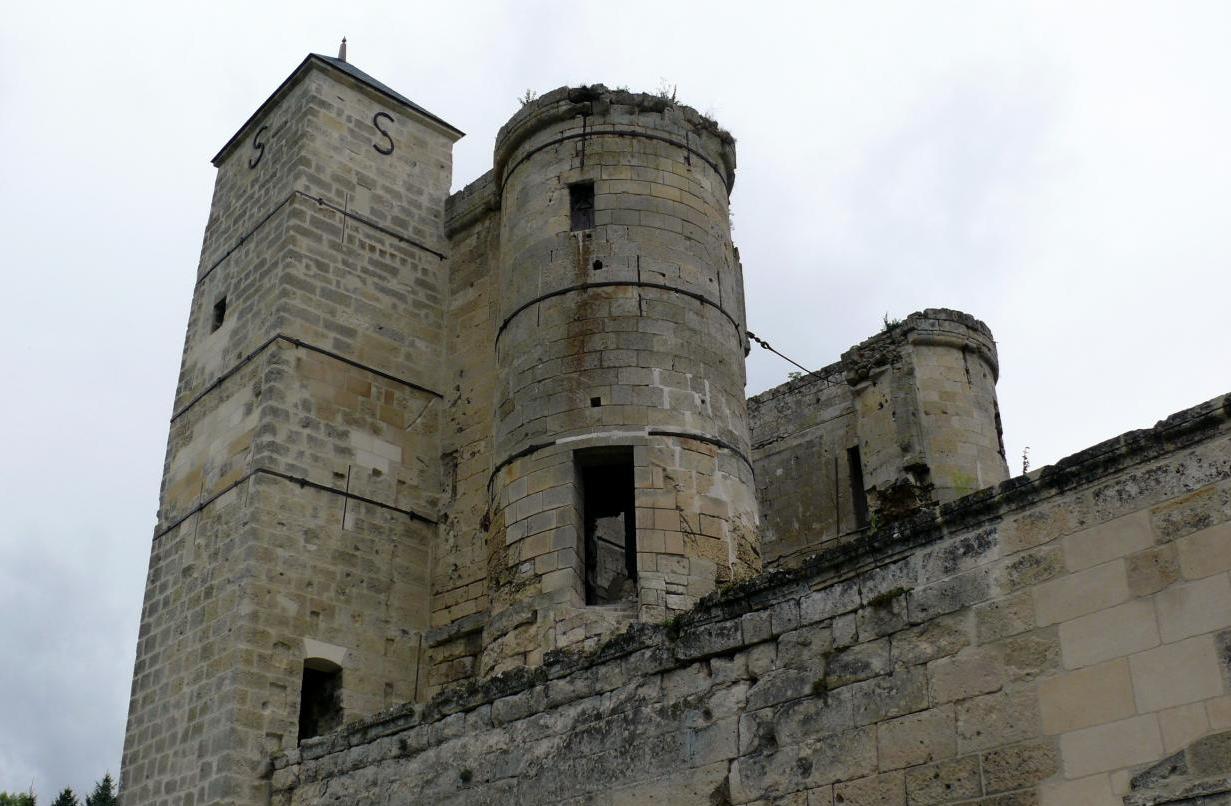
1,0,1228,797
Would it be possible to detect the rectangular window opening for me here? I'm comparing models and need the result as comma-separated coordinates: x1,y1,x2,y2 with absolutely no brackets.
297,660,342,743
211,296,227,332
569,182,595,231
576,447,636,605
847,445,870,530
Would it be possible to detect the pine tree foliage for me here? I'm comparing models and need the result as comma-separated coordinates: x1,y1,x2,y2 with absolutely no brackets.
50,790,79,806
83,776,116,806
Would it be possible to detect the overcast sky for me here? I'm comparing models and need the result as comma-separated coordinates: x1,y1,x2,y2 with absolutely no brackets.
1,0,1228,797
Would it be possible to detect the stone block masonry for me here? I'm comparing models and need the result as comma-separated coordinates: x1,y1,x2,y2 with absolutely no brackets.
270,396,1231,804
122,47,1231,806
121,53,462,806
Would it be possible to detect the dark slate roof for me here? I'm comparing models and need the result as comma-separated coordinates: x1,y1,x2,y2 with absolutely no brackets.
212,54,463,166
311,54,463,137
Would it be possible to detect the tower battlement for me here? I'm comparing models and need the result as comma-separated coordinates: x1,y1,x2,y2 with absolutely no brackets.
493,84,736,188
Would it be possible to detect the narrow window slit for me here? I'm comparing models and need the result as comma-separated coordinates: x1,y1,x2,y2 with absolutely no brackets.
847,446,870,530
570,182,595,231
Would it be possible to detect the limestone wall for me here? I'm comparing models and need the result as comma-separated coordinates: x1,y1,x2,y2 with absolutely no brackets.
270,395,1231,806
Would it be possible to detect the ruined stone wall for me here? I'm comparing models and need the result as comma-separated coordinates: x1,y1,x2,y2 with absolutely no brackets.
122,59,460,806
270,395,1231,806
749,365,859,567
750,310,1010,569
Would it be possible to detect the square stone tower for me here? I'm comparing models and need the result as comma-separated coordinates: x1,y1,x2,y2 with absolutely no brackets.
120,53,461,805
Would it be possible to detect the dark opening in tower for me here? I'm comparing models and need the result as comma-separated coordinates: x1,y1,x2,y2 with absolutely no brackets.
211,296,227,332
569,182,595,231
847,445,870,530
576,447,636,605
297,659,342,743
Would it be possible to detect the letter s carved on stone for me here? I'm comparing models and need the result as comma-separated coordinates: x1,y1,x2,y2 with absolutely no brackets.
248,125,269,169
372,112,395,156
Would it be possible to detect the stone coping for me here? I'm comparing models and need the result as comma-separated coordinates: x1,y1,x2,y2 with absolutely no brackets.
748,308,996,406
444,169,498,237
271,391,1231,775
745,358,847,408
842,307,999,382
424,611,488,648
1124,729,1231,804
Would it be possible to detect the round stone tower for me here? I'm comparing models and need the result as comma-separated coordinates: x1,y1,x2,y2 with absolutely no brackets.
481,86,759,672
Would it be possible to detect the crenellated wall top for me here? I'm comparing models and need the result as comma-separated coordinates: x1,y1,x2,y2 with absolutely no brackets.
492,85,738,193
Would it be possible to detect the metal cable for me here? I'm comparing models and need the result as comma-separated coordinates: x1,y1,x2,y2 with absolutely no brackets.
746,329,842,391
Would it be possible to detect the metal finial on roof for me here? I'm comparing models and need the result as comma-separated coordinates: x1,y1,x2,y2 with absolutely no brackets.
338,37,347,62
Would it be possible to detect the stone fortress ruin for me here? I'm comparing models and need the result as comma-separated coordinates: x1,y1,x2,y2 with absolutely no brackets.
121,49,1231,805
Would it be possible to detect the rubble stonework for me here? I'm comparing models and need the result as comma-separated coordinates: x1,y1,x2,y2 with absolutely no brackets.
121,51,1231,806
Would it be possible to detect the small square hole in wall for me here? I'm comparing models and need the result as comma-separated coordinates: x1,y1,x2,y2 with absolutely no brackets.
592,260,604,270
570,182,595,231
211,297,227,332
590,397,602,408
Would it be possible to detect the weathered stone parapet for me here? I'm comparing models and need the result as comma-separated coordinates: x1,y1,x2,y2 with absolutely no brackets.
494,85,736,192
842,308,999,384
270,394,1231,806
444,169,499,238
